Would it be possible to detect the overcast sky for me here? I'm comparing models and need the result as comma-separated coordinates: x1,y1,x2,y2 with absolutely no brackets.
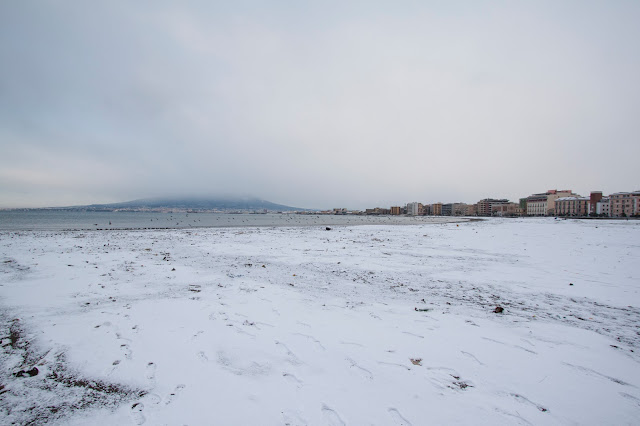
1,1,639,209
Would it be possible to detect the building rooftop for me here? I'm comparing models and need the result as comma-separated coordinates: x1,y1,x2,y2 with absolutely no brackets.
556,197,589,201
610,191,640,196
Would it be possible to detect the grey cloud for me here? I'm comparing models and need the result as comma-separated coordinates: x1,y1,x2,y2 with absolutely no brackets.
1,1,639,208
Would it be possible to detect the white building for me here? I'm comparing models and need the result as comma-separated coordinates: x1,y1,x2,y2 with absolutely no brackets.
595,197,610,216
406,202,421,216
526,189,574,216
526,194,548,216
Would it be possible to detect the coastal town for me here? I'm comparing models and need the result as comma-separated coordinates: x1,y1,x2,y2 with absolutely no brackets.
324,189,640,218
11,189,635,218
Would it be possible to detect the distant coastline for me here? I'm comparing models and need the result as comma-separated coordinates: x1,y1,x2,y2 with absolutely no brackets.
0,196,310,214
0,210,467,232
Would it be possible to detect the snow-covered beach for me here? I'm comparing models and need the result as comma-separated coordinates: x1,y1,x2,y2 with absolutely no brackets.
1,218,639,425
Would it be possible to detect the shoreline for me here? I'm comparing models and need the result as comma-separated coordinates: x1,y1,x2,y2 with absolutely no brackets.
0,211,472,232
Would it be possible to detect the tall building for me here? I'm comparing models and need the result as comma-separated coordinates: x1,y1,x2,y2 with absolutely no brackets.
477,199,509,216
431,203,442,216
519,198,527,212
555,197,590,216
593,197,610,216
491,203,524,217
406,202,421,216
390,206,403,215
365,207,390,215
526,189,574,216
589,191,603,216
451,203,468,216
441,203,466,216
609,191,640,217
526,193,548,216
465,204,477,216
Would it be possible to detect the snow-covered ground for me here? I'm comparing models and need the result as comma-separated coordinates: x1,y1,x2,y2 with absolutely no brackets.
1,218,639,425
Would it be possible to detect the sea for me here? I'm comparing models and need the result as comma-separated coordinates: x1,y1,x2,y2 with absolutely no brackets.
0,210,463,231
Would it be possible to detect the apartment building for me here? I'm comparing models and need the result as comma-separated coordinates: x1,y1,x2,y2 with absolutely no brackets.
360,189,634,219
594,197,610,216
465,204,477,216
588,192,602,215
555,197,590,216
452,203,468,216
406,202,422,216
526,189,574,216
365,207,390,215
610,191,640,217
586,191,611,217
526,193,548,216
477,199,509,216
519,198,527,212
491,203,524,217
441,203,467,216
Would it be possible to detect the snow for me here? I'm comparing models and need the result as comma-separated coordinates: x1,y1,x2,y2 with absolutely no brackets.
1,218,639,425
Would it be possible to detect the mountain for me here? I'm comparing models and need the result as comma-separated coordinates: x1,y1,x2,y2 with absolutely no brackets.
70,197,308,212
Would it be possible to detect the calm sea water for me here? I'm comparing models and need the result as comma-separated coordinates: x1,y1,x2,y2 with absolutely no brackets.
0,210,462,231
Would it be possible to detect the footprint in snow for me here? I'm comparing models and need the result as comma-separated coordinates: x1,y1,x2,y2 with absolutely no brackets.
424,367,473,391
145,362,156,385
282,409,307,426
116,332,131,342
620,392,640,407
94,321,112,329
378,361,412,371
165,384,186,406
293,333,325,350
275,341,303,365
461,351,485,366
143,393,161,405
347,357,373,380
105,359,121,376
562,362,630,386
130,402,145,425
282,372,303,388
510,393,548,413
321,404,346,426
388,408,413,426
120,344,132,360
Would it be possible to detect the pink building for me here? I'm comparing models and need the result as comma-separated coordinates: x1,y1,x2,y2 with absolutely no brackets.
610,191,640,217
555,197,590,216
